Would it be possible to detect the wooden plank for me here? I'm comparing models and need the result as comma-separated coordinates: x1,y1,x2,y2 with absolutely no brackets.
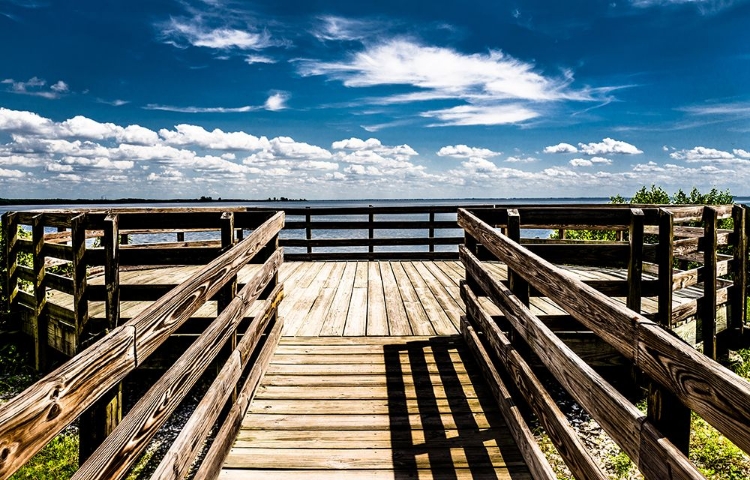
233,427,517,448
380,262,411,335
404,262,458,335
31,214,48,370
343,287,368,336
702,207,718,359
296,263,346,336
366,262,388,335
219,468,532,480
731,205,747,335
255,383,484,401
657,209,674,327
628,208,644,313
391,262,435,336
319,262,357,336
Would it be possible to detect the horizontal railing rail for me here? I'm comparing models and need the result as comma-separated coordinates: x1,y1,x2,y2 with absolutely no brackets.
0,211,285,479
459,206,750,479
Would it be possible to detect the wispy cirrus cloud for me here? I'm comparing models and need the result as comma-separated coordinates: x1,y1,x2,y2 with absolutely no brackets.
2,77,68,99
297,38,614,127
312,16,393,42
159,17,276,51
144,92,290,113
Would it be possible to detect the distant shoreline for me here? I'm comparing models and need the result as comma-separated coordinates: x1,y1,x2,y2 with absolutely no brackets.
0,197,307,206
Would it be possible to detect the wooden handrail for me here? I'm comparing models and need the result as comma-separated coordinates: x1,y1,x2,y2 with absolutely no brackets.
458,207,750,459
0,211,284,479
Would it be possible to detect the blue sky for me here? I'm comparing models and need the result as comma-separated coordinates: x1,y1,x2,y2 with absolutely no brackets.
0,0,749,199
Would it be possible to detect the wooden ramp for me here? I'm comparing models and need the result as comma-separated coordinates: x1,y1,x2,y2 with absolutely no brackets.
220,336,532,479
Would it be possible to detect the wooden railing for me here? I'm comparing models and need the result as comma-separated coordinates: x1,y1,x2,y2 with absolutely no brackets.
0,211,285,480
278,205,470,261
2,208,278,364
467,204,748,354
459,206,750,479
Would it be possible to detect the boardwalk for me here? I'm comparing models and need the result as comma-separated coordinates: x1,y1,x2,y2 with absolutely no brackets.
223,336,531,479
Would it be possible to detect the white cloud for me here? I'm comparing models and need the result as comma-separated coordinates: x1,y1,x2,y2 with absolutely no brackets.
670,146,736,161
0,167,26,178
591,156,613,165
578,138,642,155
2,77,69,99
159,124,270,150
333,138,383,151
160,19,275,50
312,16,386,42
437,145,501,159
264,92,289,111
0,107,56,135
298,38,609,126
569,158,593,167
245,55,276,64
422,104,540,126
144,104,258,113
543,142,578,154
734,149,750,159
506,156,537,163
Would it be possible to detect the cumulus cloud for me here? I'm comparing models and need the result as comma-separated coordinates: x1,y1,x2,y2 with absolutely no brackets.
569,158,593,167
670,146,736,161
264,92,289,111
578,138,642,155
437,145,501,159
591,156,613,165
543,142,578,154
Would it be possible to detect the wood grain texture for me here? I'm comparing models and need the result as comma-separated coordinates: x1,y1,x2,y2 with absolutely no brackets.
462,286,606,480
73,248,282,480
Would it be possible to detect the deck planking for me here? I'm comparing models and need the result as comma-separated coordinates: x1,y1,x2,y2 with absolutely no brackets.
45,260,710,340
220,336,532,479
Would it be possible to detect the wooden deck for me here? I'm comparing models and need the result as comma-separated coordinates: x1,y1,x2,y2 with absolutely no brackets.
47,260,708,340
221,336,531,479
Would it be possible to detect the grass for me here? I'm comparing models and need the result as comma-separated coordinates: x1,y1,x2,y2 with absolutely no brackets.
8,432,79,480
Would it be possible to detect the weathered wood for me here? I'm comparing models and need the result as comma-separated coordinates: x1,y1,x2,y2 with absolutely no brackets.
193,318,283,480
32,214,48,370
0,213,283,479
731,205,746,336
73,248,282,480
78,383,123,465
628,208,644,312
460,208,750,461
702,207,718,359
42,241,74,262
3,212,19,312
507,210,529,307
281,236,463,247
217,212,237,314
104,214,120,330
459,246,704,479
462,286,606,480
71,214,88,345
284,220,458,230
149,285,283,480
658,209,674,327
461,320,556,480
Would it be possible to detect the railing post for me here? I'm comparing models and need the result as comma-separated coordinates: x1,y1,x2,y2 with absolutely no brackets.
506,209,529,306
428,211,435,255
731,204,747,340
627,208,644,313
702,206,718,360
177,231,185,242
31,214,47,371
649,207,690,455
104,214,120,330
657,208,673,327
2,212,19,313
71,213,88,351
218,212,237,314
368,205,374,261
79,213,124,465
305,207,312,260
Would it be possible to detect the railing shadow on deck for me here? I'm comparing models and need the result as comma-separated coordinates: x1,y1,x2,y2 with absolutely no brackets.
384,337,530,479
